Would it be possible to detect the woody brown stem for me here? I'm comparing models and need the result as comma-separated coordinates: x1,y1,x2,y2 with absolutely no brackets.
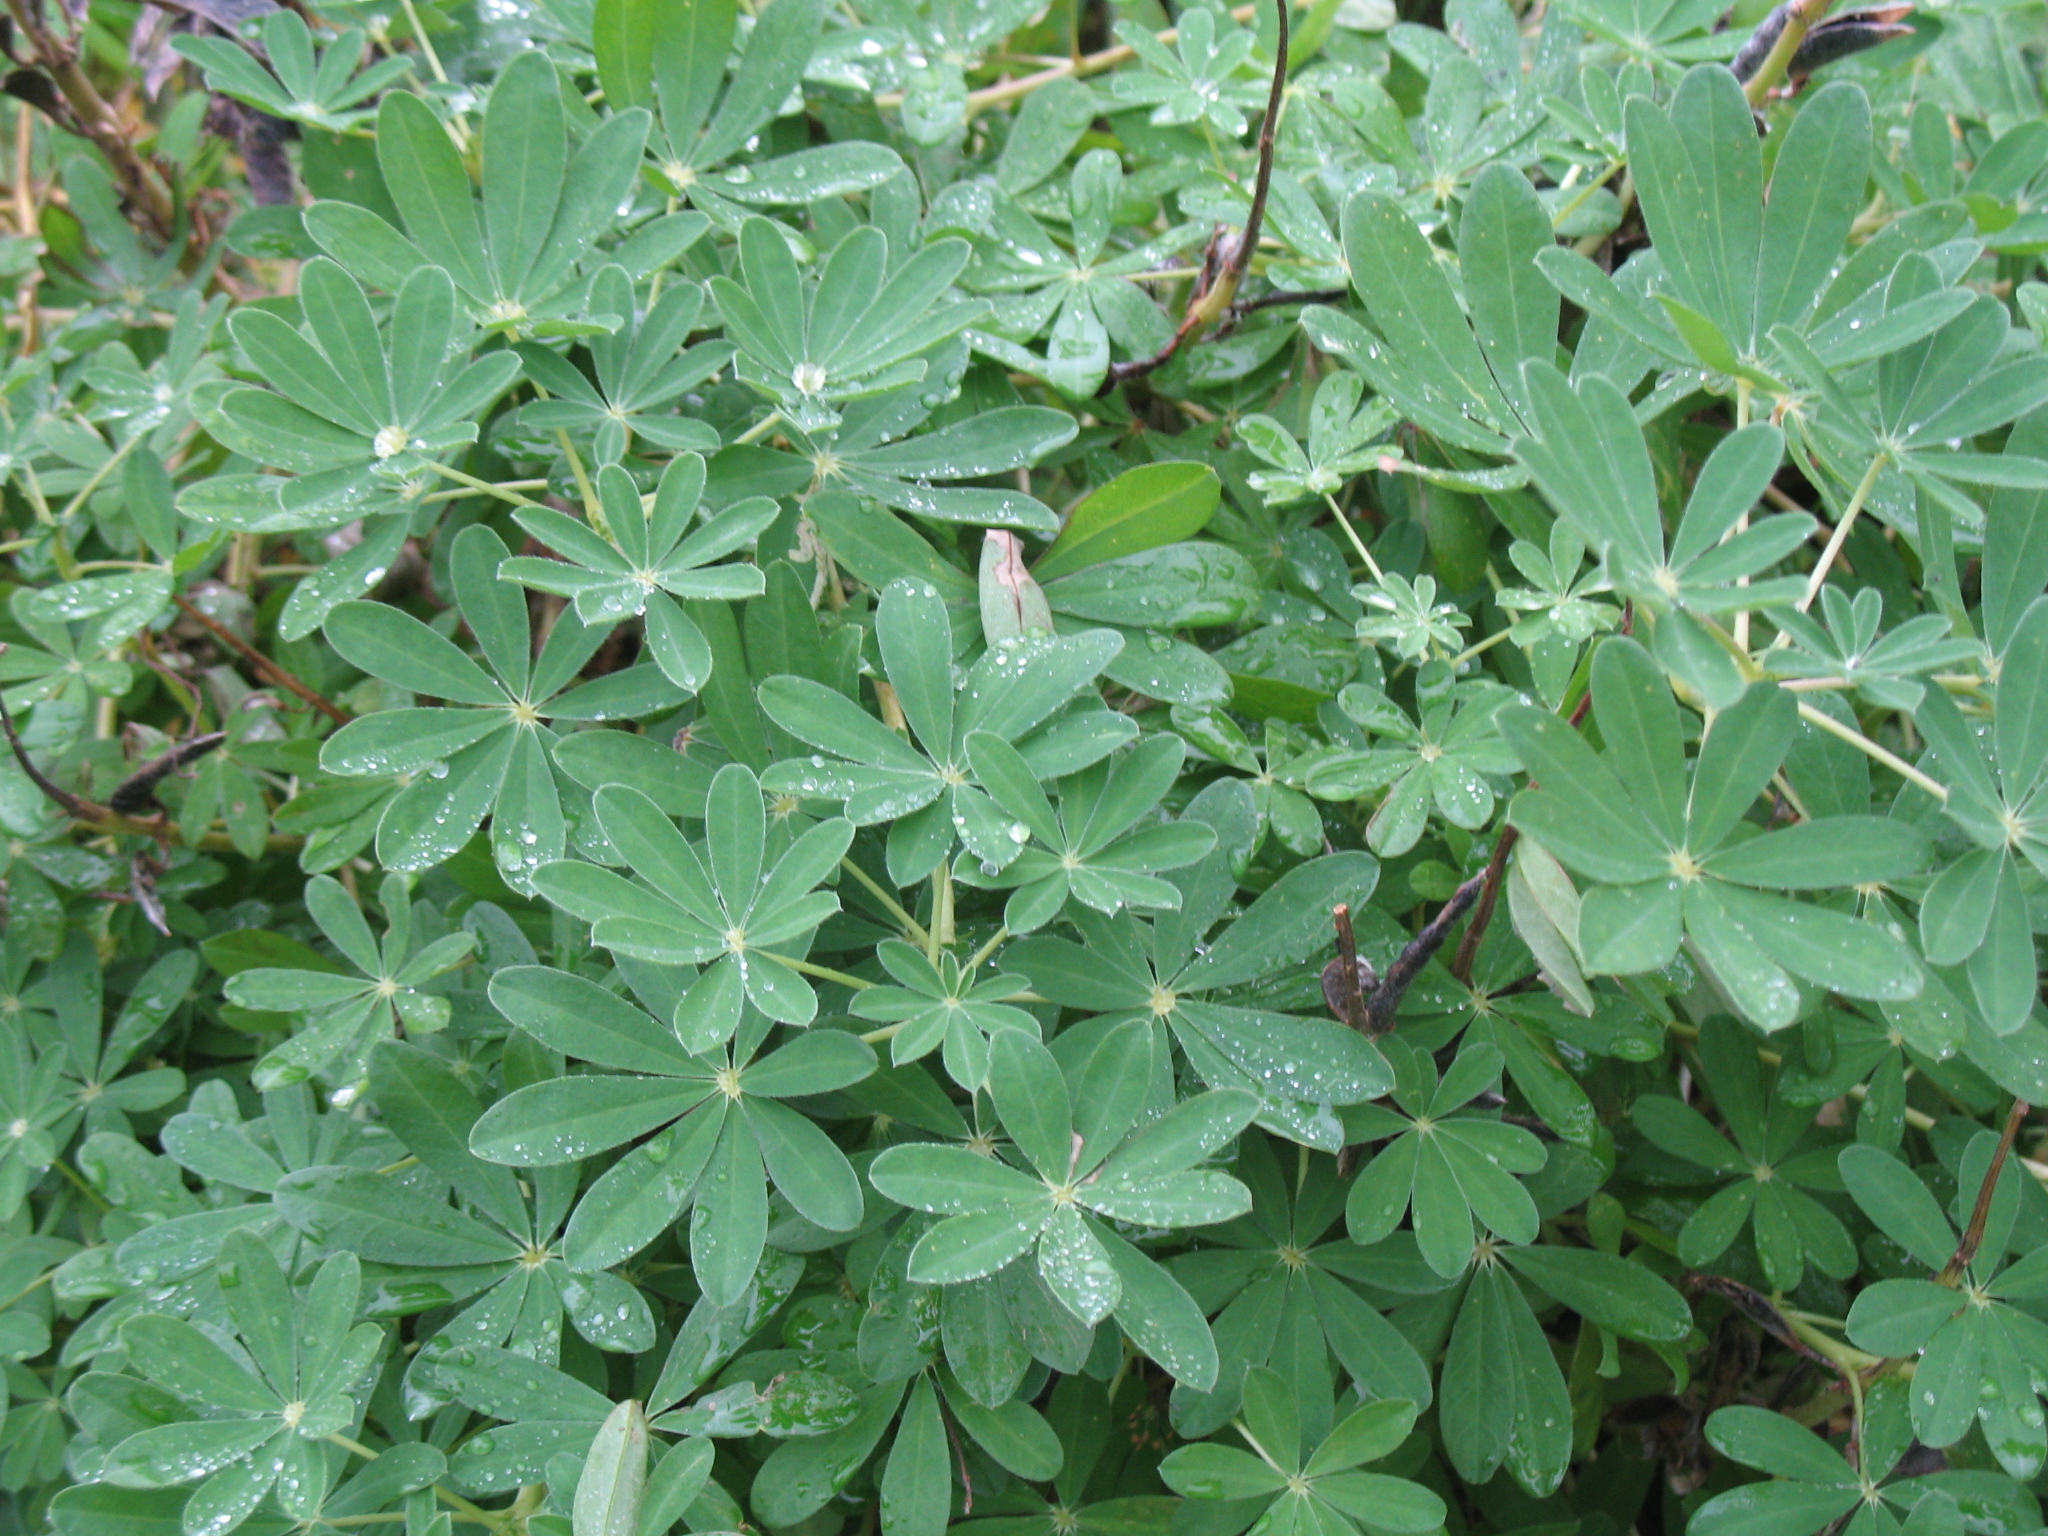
174,595,351,726
1941,1097,2030,1285
1364,874,1483,1031
1329,903,1369,1032
2,0,178,242
1099,0,1288,392
0,658,98,819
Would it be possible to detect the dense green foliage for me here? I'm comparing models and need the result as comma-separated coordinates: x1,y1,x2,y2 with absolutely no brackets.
1,0,2047,1533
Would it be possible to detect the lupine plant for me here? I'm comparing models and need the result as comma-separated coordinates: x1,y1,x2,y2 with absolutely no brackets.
0,0,2046,1533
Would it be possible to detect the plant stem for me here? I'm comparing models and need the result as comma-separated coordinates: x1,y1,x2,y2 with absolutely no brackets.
1099,0,1289,391
14,105,42,356
1797,451,1886,613
419,479,549,505
1325,492,1382,581
56,432,141,527
325,1435,499,1526
553,428,606,532
757,952,874,990
931,858,954,964
1,0,177,240
1446,627,1512,669
174,596,352,726
965,926,1011,972
49,1158,109,1212
840,857,930,948
1741,0,1834,105
422,461,548,510
734,410,785,446
1941,1096,2030,1284
1795,701,1948,802
1549,158,1623,229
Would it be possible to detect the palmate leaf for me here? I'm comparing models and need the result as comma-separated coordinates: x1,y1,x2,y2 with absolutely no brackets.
184,260,521,540
512,263,729,464
1165,1131,1432,1439
1842,1141,2048,1476
498,455,777,693
1632,1018,1855,1290
597,0,905,205
957,733,1218,932
304,52,650,335
1007,843,1392,1149
270,1043,657,1417
871,1023,1255,1388
1905,615,2048,1033
1497,638,1927,1030
761,577,1130,885
1305,679,1519,857
961,150,1192,394
1341,1039,1546,1279
100,1236,384,1536
468,961,873,1295
789,387,1080,532
1510,374,1812,645
711,217,987,432
173,11,413,131
1160,1371,1442,1534
224,872,474,1094
319,549,684,890
529,766,855,1037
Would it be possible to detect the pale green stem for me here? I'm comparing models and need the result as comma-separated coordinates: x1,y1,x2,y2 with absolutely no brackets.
1796,451,1887,614
396,0,472,149
422,461,546,510
1743,0,1832,107
325,1434,500,1526
1446,627,1512,669
1795,701,1948,802
552,427,606,534
757,952,874,990
966,926,1011,972
733,410,785,446
50,1158,108,1211
840,857,930,948
1325,492,1382,581
1549,158,1623,229
419,479,548,505
56,431,141,527
930,858,953,966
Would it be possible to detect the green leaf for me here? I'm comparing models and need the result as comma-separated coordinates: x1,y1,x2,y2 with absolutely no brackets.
1342,191,1513,436
1838,1145,1955,1270
1458,162,1558,424
1032,463,1221,581
1705,1406,1853,1483
472,1077,694,1165
375,91,490,298
880,1377,950,1536
481,53,566,300
368,1041,529,1237
273,1165,515,1265
1160,1443,1288,1500
988,1031,1075,1183
489,965,701,1077
1499,1244,1692,1343
326,601,502,705
574,1400,648,1536
1626,66,1763,351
